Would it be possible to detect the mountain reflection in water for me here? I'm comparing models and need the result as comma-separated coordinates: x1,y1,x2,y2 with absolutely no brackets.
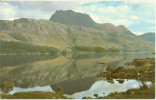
0,52,154,98
9,79,152,99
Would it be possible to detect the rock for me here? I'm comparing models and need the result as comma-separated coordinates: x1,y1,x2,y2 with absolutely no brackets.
0,91,3,95
115,91,119,95
97,74,100,77
82,97,87,99
94,94,98,97
97,62,106,64
82,97,92,99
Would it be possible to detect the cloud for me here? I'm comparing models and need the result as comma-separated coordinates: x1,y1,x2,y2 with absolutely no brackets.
0,3,18,20
90,14,101,23
14,1,81,12
75,1,155,33
0,1,83,20
0,2,49,20
75,4,136,26
0,1,155,34
148,26,155,31
133,32,144,35
75,1,154,27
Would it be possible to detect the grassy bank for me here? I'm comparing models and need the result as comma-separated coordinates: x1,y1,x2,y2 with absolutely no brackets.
98,84,155,99
82,84,155,99
95,58,155,99
97,58,155,82
0,40,58,54
1,91,67,99
72,46,120,53
0,82,67,99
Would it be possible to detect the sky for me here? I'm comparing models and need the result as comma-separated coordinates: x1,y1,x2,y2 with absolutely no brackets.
0,0,155,35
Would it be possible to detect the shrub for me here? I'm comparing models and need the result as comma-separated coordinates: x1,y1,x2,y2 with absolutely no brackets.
106,66,115,72
0,81,13,93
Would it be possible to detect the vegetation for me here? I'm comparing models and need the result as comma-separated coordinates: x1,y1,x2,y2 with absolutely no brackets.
0,54,58,67
1,91,67,99
96,58,155,99
108,48,120,52
81,82,155,99
98,83,155,99
72,46,120,53
82,83,155,99
0,40,58,54
1,86,66,99
97,58,155,82
0,81,13,93
72,46,107,53
56,87,64,96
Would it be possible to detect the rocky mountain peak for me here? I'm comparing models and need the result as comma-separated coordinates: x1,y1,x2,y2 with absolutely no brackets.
50,10,96,28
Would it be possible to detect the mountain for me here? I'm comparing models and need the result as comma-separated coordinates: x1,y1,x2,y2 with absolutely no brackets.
50,10,96,28
0,10,154,53
50,10,134,35
138,32,155,42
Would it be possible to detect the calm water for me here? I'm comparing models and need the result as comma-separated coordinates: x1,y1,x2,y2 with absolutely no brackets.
0,52,154,98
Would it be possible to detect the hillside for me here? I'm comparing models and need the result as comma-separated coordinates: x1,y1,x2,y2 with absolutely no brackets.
0,40,58,54
138,32,155,42
0,10,154,53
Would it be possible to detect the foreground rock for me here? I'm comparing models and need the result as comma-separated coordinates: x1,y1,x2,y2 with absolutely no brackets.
97,58,155,82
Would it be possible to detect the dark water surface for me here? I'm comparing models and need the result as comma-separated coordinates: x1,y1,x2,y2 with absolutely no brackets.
0,52,154,98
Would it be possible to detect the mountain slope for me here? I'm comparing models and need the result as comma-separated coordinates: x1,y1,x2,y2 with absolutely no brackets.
138,32,155,42
0,18,154,52
50,10,134,36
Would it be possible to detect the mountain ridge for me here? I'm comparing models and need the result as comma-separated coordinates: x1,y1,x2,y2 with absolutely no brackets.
50,10,134,36
0,10,154,53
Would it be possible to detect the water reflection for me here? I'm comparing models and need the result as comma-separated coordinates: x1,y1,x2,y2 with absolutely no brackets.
9,79,152,99
10,86,54,95
65,79,152,99
51,77,102,95
0,52,154,98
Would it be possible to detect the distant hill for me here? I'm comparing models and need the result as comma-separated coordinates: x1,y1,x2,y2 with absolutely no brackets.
138,32,155,42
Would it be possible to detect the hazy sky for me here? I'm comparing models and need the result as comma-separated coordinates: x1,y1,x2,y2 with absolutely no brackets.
0,0,155,35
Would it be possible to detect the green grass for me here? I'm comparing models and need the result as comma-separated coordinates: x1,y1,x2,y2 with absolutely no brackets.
1,91,67,99
98,84,155,99
0,81,13,93
72,46,120,53
108,48,120,52
1,86,67,99
97,58,155,81
97,58,155,99
0,40,59,54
